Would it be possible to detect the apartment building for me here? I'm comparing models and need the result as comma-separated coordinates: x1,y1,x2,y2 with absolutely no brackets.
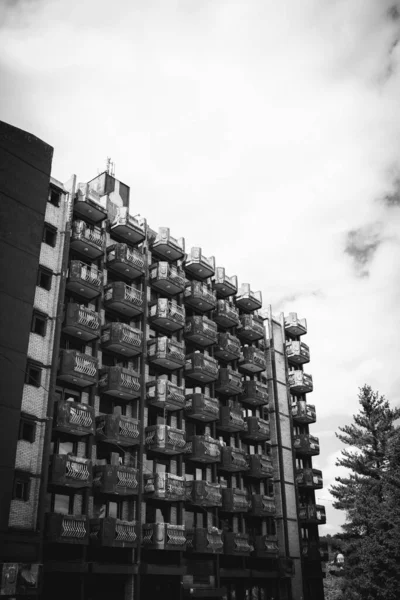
0,121,325,600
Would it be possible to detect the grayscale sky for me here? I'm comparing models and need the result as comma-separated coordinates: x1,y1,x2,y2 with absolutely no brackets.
1,0,400,534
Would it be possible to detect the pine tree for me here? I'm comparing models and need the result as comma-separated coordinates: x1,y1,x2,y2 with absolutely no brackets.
330,385,400,600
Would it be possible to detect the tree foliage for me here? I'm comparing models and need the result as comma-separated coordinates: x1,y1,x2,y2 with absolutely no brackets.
330,385,400,600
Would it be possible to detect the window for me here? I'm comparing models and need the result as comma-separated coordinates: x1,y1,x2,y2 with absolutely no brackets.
25,362,42,388
37,266,52,291
48,188,61,207
31,310,48,336
13,473,30,501
53,494,72,514
18,416,36,443
43,223,57,247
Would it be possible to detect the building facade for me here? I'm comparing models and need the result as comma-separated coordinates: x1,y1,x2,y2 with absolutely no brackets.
0,121,326,600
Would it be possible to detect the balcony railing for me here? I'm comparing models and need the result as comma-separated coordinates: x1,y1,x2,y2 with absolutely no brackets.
238,346,266,374
149,299,185,333
148,337,185,371
73,182,107,224
106,243,145,281
237,314,265,342
224,532,253,557
292,401,316,424
96,413,140,447
58,350,98,388
104,281,144,317
110,207,146,245
299,504,326,525
151,227,185,261
185,352,219,383
49,455,92,489
150,262,186,295
217,405,245,433
293,434,320,456
144,472,185,501
147,379,185,411
214,333,241,362
247,454,274,479
184,281,217,312
296,468,323,489
213,300,240,329
250,495,276,517
284,312,307,337
241,416,270,442
90,517,140,548
101,323,143,357
145,425,186,455
55,399,95,437
288,371,313,394
93,464,139,496
213,267,238,298
184,247,215,280
70,220,104,259
186,527,224,554
286,340,310,365
184,316,218,347
63,303,101,341
221,488,250,513
45,513,89,545
98,366,140,400
215,367,243,395
66,261,102,299
253,535,279,558
142,522,186,551
185,481,222,507
235,284,262,312
185,393,219,422
185,435,221,464
241,381,269,407
218,447,249,473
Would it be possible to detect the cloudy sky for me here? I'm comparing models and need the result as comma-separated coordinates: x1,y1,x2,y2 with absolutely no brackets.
2,0,400,533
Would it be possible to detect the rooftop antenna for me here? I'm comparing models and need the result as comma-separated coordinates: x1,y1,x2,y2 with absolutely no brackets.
106,157,115,177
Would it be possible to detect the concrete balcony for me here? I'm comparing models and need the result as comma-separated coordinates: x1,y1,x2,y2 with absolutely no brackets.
221,488,250,513
49,455,92,489
55,399,95,437
58,350,98,388
286,340,310,365
241,416,270,442
96,413,140,447
151,227,185,261
73,182,107,224
142,522,186,551
284,312,307,337
247,454,274,479
296,468,323,490
104,281,144,317
149,299,186,333
184,247,215,280
218,447,249,473
45,513,89,545
70,220,104,259
249,495,276,518
224,532,253,557
214,333,241,362
98,366,140,400
235,284,262,313
185,481,222,507
293,434,320,456
213,267,238,299
217,405,245,433
93,464,139,496
106,243,145,281
299,504,326,525
144,472,185,501
292,400,316,424
147,379,185,411
238,346,266,374
253,535,279,558
90,517,139,548
101,322,143,357
184,316,218,348
148,337,185,371
237,314,264,343
184,393,219,422
63,303,101,342
213,300,240,329
150,261,186,296
66,260,102,300
185,352,219,383
186,527,224,554
184,281,217,312
288,371,313,394
185,435,221,464
145,424,186,455
241,381,269,407
110,207,146,245
215,367,243,395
